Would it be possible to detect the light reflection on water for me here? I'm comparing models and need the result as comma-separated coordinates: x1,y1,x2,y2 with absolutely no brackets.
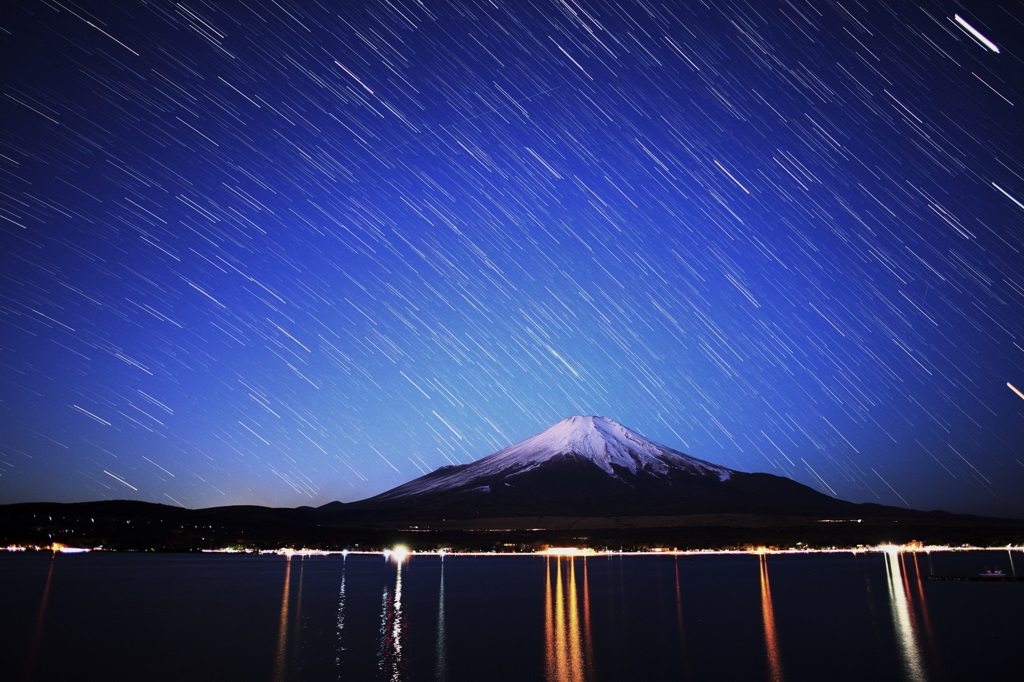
274,555,292,682
378,556,406,681
335,557,347,668
27,552,56,676
581,558,593,672
544,557,592,682
7,549,1022,680
884,549,926,681
436,558,447,681
273,555,308,681
270,550,1002,681
759,554,784,682
673,557,688,676
907,552,935,658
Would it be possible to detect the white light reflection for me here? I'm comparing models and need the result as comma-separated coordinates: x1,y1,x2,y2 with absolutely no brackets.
378,556,406,681
436,557,447,681
884,549,926,681
393,560,404,670
293,558,305,667
335,557,347,669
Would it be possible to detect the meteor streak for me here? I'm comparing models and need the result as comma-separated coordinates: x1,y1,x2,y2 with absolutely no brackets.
1009,382,1024,402
954,15,1000,53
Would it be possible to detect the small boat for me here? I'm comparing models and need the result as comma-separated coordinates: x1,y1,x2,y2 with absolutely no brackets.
979,568,1006,580
927,567,1022,582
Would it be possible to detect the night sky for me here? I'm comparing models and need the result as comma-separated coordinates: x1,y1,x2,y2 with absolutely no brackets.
2,1,1023,517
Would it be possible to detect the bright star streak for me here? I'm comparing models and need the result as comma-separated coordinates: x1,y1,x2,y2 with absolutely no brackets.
954,15,1001,53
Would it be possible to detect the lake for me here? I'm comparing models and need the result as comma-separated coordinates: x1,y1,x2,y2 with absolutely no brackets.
2,548,1021,680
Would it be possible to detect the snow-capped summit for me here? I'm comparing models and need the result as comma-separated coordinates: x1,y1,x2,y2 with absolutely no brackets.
371,415,732,503
354,415,858,520
346,413,897,520
478,415,732,480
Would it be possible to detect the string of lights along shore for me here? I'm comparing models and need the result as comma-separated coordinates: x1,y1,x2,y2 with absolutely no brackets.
1,1,1023,517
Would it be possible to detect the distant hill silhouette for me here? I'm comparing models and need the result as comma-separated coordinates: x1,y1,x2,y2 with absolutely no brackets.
350,416,910,519
3,417,1020,550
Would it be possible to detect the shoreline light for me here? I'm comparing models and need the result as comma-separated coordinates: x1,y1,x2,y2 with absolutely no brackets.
384,545,411,564
538,547,596,557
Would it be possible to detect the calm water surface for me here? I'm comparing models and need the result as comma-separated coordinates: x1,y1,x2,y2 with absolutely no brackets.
2,549,1021,681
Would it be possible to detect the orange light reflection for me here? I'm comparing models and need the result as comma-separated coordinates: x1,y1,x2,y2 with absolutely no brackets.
674,557,689,674
567,558,582,678
582,558,593,670
545,557,555,681
909,552,934,645
28,552,57,674
274,555,292,682
544,556,591,682
759,554,784,682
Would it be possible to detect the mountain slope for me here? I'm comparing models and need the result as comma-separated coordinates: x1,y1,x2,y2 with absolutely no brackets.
355,416,860,518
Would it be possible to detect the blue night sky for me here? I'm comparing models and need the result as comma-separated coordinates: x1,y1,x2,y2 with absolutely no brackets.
2,0,1023,517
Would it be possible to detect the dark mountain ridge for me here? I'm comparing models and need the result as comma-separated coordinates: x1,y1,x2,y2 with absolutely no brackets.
3,416,1020,550
350,416,900,519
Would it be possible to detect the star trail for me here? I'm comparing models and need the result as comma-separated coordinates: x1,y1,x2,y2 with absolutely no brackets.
1,0,1023,516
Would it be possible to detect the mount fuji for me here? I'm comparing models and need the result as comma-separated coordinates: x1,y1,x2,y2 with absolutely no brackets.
352,416,865,519
9,416,1017,551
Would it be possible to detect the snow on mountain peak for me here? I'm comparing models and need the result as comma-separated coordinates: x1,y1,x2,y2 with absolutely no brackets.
372,416,733,501
489,415,733,480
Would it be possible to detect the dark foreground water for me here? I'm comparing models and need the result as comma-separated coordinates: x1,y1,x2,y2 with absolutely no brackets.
1,548,1021,681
